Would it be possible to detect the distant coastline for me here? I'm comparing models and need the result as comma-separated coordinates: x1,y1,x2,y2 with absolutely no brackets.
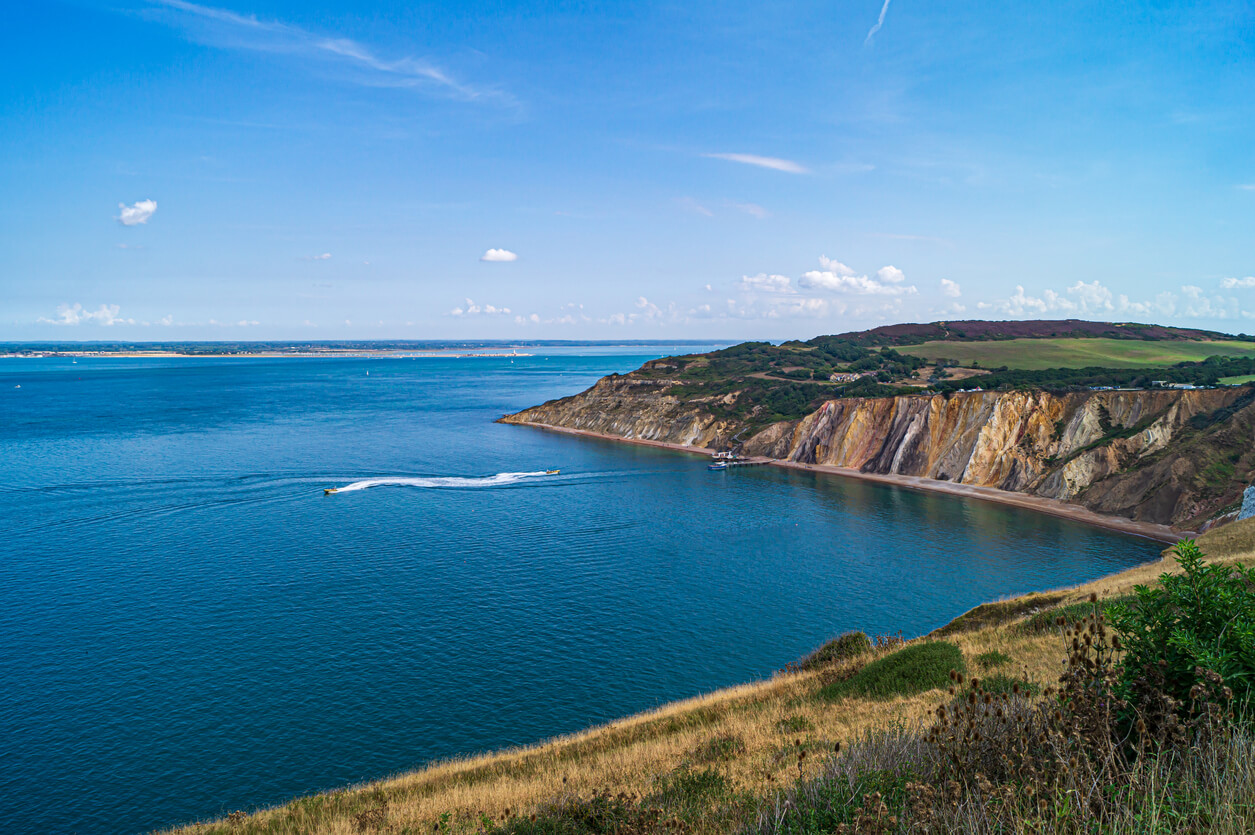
1,349,538,359
0,339,724,360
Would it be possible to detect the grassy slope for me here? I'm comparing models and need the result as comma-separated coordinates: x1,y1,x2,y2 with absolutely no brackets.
168,519,1255,835
897,337,1255,370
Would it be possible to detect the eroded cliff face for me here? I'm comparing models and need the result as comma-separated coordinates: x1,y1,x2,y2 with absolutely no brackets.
502,377,1255,528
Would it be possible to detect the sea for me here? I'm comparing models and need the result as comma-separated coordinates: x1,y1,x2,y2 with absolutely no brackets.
0,346,1163,833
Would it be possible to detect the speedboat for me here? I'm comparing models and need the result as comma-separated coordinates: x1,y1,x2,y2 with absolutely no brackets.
324,487,339,495
545,469,560,475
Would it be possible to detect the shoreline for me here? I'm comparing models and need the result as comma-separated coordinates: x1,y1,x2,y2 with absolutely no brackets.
509,421,1187,544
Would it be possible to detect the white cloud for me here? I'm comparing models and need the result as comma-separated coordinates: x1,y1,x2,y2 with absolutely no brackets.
740,273,795,294
704,284,713,292
450,298,511,316
117,199,157,226
160,314,175,326
151,0,501,102
300,252,332,261
940,278,962,298
1221,276,1255,289
237,319,260,326
635,296,662,318
865,0,891,44
1237,184,1255,191
1068,279,1115,312
798,256,918,296
480,248,518,262
876,265,906,284
978,280,1252,320
703,153,809,174
38,303,134,326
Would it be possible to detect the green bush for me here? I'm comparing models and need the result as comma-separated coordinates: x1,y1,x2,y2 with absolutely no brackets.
979,673,1041,697
769,767,913,834
1109,540,1255,716
1016,595,1134,634
819,641,964,701
974,650,1012,670
797,631,872,671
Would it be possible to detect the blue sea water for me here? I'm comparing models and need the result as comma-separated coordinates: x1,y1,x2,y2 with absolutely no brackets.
0,349,1162,834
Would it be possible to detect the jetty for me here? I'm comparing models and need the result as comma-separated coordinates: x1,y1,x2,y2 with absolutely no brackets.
708,450,773,470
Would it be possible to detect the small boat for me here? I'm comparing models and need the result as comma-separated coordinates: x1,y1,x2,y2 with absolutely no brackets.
545,469,560,475
324,487,339,495
708,462,727,471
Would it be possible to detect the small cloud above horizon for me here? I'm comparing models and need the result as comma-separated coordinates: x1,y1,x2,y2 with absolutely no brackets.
480,248,518,262
38,303,134,326
300,252,333,261
450,298,511,315
117,199,157,226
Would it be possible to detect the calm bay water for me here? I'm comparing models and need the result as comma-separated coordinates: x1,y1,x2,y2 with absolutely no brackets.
0,349,1162,833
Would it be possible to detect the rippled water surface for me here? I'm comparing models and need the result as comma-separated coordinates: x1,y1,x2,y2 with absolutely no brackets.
0,350,1163,833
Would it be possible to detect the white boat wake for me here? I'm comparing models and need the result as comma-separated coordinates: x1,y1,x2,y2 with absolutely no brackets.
330,471,554,493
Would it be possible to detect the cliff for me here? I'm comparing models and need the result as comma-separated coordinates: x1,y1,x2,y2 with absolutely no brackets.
502,376,1255,529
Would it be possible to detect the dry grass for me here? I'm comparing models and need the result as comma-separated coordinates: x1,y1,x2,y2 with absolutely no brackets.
168,520,1255,835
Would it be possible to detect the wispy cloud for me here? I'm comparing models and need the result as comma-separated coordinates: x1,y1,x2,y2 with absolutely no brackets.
1238,184,1255,191
703,153,809,174
740,274,795,294
940,278,961,298
117,199,157,226
676,197,713,217
299,252,332,261
729,201,769,219
865,0,891,44
149,0,505,103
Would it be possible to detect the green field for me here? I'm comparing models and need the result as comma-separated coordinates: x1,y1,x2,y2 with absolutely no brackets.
1220,374,1255,386
898,337,1255,371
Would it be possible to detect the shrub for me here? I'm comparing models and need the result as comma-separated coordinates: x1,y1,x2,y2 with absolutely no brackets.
974,650,1012,670
1016,595,1134,634
818,642,964,701
979,672,1040,697
795,631,872,671
1109,540,1255,722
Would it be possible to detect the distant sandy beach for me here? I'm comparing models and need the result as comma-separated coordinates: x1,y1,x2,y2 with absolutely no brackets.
511,421,1187,544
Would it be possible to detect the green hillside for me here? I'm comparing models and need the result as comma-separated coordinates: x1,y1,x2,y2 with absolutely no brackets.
898,337,1255,370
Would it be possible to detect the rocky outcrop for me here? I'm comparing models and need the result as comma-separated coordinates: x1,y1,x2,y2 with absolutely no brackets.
503,376,1255,529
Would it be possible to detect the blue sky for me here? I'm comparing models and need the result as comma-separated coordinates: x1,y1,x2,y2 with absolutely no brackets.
2,0,1253,340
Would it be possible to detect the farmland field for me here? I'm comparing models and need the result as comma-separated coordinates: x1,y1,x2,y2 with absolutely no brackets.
897,337,1255,371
